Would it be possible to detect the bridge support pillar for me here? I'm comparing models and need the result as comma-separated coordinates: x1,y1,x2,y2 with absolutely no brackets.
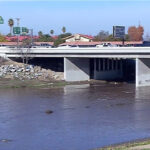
136,58,150,87
64,58,90,81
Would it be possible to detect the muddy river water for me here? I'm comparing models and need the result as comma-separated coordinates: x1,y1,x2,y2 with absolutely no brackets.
1,83,150,150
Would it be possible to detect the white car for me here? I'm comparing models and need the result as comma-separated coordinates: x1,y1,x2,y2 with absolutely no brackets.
57,45,71,48
96,42,119,48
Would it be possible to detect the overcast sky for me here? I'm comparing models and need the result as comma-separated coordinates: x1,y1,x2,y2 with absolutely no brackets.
0,0,150,36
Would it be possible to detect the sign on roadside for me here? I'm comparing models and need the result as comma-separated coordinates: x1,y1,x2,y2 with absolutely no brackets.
22,27,29,34
113,26,125,38
13,27,21,35
0,16,4,24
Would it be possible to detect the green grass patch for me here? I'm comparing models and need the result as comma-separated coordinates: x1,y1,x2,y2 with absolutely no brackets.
0,79,79,89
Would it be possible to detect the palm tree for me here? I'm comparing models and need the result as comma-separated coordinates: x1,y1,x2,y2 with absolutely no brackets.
8,18,14,36
50,29,54,36
38,31,43,37
62,26,66,34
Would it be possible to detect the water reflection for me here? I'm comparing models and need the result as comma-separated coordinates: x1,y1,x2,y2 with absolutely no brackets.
133,86,150,135
135,86,150,100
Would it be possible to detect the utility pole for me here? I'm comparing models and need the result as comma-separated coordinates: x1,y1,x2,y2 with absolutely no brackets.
122,37,125,46
30,29,33,46
16,18,20,48
28,29,33,47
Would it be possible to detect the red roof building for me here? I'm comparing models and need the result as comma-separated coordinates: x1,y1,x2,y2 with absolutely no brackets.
64,34,94,42
51,36,58,40
5,36,39,42
0,42,54,46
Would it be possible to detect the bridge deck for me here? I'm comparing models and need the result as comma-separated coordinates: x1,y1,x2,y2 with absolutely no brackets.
1,47,150,58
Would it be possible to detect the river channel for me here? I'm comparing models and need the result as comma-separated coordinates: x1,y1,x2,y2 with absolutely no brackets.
1,83,150,150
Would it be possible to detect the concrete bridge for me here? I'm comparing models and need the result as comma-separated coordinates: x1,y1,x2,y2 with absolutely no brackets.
1,47,150,87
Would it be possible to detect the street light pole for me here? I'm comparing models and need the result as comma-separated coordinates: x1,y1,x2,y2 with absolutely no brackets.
16,18,20,48
30,29,33,46
28,29,33,47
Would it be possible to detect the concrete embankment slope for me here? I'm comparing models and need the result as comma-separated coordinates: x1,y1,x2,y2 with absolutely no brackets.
0,58,64,81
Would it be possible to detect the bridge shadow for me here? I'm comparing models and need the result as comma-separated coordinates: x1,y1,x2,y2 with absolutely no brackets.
89,58,135,83
122,59,135,83
9,57,135,83
10,57,64,72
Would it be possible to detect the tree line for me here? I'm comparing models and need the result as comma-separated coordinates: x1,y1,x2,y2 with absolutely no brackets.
36,26,72,47
0,17,145,45
94,25,144,41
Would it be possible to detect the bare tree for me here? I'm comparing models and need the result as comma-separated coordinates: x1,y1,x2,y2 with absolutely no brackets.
20,39,32,66
94,30,109,41
145,33,150,41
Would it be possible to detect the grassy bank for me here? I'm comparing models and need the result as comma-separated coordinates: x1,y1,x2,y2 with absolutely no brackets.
0,78,127,89
0,79,70,89
0,79,100,89
96,139,150,150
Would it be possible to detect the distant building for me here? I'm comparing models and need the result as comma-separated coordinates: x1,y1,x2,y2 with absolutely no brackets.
59,41,143,48
64,34,93,42
0,41,143,48
5,35,39,42
51,36,58,40
0,42,18,47
0,42,54,47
